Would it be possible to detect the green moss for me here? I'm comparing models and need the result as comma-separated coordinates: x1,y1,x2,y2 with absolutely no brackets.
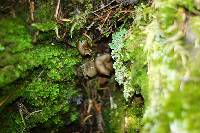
109,1,200,132
0,45,81,87
142,0,200,132
0,17,82,132
23,79,77,127
34,0,55,22
104,92,143,133
31,21,58,32
0,18,32,53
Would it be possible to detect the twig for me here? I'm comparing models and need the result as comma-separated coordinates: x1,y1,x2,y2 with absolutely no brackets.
25,110,42,119
0,96,9,107
179,70,190,91
28,0,35,21
108,3,122,11
19,109,26,128
93,12,103,18
54,0,61,19
99,10,112,30
94,101,105,132
110,96,117,109
87,99,93,113
86,21,95,30
92,0,115,13
17,102,29,128
37,70,44,79
83,32,93,42
83,115,93,124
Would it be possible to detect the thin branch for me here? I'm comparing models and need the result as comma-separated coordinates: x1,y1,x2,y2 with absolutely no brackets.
54,0,61,19
100,10,112,30
92,0,115,13
28,0,35,21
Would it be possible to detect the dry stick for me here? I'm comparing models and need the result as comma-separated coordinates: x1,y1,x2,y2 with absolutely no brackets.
119,10,133,13
25,110,42,119
54,0,61,19
82,82,93,114
86,21,95,30
92,0,116,13
0,96,9,107
99,10,112,30
94,4,121,33
93,12,101,17
28,0,35,21
83,114,93,124
87,99,93,113
106,86,117,109
93,3,121,17
83,32,93,42
94,101,105,132
108,3,122,10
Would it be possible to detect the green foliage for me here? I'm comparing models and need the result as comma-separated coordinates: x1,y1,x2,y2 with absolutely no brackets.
109,1,200,132
109,28,136,99
31,0,59,43
1,0,200,132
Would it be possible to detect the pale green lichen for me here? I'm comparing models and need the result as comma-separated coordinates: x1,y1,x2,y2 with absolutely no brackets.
109,4,153,100
109,28,134,99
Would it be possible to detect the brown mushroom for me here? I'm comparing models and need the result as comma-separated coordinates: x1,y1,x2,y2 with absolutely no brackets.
77,40,92,56
95,53,113,76
82,60,97,78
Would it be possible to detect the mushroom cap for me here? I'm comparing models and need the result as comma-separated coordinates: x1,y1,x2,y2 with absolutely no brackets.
77,40,92,56
82,60,97,77
95,53,113,76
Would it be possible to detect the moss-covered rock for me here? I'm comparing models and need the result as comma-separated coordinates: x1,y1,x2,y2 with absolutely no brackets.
0,17,81,132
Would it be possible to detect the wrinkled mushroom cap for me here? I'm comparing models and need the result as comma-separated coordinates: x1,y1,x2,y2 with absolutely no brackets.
82,60,97,77
95,53,113,76
78,40,92,56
